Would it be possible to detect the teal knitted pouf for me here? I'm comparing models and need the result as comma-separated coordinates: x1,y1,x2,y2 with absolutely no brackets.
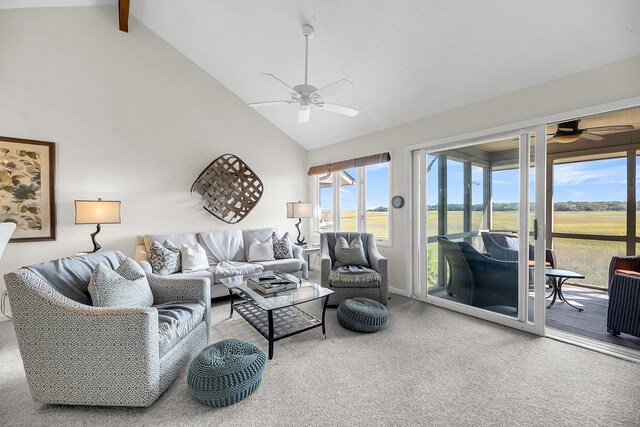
188,339,266,407
337,298,389,333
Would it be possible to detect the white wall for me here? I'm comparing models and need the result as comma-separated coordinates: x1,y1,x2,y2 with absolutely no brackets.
0,6,308,319
308,54,640,296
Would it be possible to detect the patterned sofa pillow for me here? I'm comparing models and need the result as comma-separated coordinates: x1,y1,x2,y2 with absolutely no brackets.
149,240,181,275
272,231,293,259
334,235,369,268
88,258,154,307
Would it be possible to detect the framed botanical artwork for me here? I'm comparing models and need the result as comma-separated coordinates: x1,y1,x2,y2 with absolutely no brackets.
0,136,56,242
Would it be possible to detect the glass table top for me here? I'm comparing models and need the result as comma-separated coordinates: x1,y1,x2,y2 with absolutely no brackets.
219,272,333,311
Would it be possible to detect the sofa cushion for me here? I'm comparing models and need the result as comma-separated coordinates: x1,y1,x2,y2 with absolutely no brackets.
334,236,369,268
242,228,277,261
144,232,198,253
180,243,209,273
26,251,123,305
88,259,154,307
149,240,181,275
248,237,275,262
254,258,303,273
198,230,245,264
272,231,293,259
155,301,205,357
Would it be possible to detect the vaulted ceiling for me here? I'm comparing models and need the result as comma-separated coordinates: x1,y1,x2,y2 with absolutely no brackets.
3,1,640,149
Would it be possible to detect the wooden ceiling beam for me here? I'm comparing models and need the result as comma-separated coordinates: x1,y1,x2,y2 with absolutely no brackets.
119,0,130,32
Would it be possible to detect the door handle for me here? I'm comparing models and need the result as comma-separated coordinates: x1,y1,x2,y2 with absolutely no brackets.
533,219,539,240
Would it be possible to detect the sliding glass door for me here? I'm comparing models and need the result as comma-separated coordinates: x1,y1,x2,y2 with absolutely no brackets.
414,127,546,333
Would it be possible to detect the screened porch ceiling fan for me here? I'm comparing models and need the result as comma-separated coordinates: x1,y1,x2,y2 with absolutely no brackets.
547,119,634,143
248,25,359,124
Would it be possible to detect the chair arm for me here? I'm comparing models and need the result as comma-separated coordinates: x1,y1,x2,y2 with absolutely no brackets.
292,244,304,260
367,238,388,280
135,244,153,274
545,248,557,269
4,269,161,406
146,274,211,336
320,236,332,288
609,255,640,285
291,245,309,279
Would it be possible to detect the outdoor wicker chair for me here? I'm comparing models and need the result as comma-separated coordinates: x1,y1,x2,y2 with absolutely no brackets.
607,255,640,338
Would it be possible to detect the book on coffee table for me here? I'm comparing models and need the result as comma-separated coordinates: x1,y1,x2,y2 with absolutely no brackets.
247,272,299,294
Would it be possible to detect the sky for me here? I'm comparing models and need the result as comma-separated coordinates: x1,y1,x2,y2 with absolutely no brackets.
427,156,631,204
319,163,389,211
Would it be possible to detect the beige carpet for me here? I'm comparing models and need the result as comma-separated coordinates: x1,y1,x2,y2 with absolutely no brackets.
1,280,639,426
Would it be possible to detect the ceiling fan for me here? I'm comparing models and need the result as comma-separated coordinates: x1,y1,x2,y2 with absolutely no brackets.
547,119,634,143
248,25,359,124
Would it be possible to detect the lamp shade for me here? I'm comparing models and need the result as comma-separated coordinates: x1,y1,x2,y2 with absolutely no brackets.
75,200,121,224
286,201,312,218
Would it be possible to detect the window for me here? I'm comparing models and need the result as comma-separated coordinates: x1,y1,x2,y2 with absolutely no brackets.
318,174,333,232
315,162,391,242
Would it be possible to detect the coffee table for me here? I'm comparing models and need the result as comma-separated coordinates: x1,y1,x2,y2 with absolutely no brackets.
219,273,334,359
545,268,585,311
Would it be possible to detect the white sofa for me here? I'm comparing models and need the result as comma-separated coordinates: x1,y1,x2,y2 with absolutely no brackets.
135,227,308,298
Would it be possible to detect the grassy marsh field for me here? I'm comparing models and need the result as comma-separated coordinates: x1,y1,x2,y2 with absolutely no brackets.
427,210,630,288
323,209,629,288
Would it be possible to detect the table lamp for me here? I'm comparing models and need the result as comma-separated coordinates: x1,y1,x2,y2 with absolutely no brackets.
74,198,121,253
286,201,312,246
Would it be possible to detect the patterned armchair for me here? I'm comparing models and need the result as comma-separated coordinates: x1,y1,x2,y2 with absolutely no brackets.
320,232,388,306
4,251,210,407
607,255,640,338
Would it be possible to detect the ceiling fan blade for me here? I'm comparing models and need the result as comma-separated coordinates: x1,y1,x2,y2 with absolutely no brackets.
581,132,605,141
260,73,298,93
298,107,310,123
583,125,634,132
248,100,295,108
314,79,354,100
317,102,359,117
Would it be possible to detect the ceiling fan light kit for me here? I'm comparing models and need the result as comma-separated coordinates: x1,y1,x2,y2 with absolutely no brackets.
248,25,359,124
547,119,634,144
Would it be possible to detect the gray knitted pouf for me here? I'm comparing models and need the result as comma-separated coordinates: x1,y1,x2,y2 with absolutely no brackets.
188,339,266,407
337,298,389,332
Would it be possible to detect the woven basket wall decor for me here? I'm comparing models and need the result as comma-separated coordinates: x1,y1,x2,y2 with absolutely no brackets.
191,153,264,224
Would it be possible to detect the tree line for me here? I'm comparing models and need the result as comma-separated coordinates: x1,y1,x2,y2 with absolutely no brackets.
427,201,631,212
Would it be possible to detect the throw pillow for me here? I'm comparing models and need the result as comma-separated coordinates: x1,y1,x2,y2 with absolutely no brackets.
248,237,275,262
149,239,181,275
272,231,293,259
88,259,154,307
334,235,369,268
181,243,209,273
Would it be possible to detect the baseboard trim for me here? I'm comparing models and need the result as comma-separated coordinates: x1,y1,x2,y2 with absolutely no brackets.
389,287,411,297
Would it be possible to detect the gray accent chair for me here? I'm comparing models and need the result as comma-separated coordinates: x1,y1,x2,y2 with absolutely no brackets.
320,232,388,306
4,250,210,407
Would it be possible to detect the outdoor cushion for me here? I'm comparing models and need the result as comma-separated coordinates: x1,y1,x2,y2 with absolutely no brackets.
254,258,303,273
156,301,206,357
26,251,122,305
528,260,552,267
614,269,640,278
